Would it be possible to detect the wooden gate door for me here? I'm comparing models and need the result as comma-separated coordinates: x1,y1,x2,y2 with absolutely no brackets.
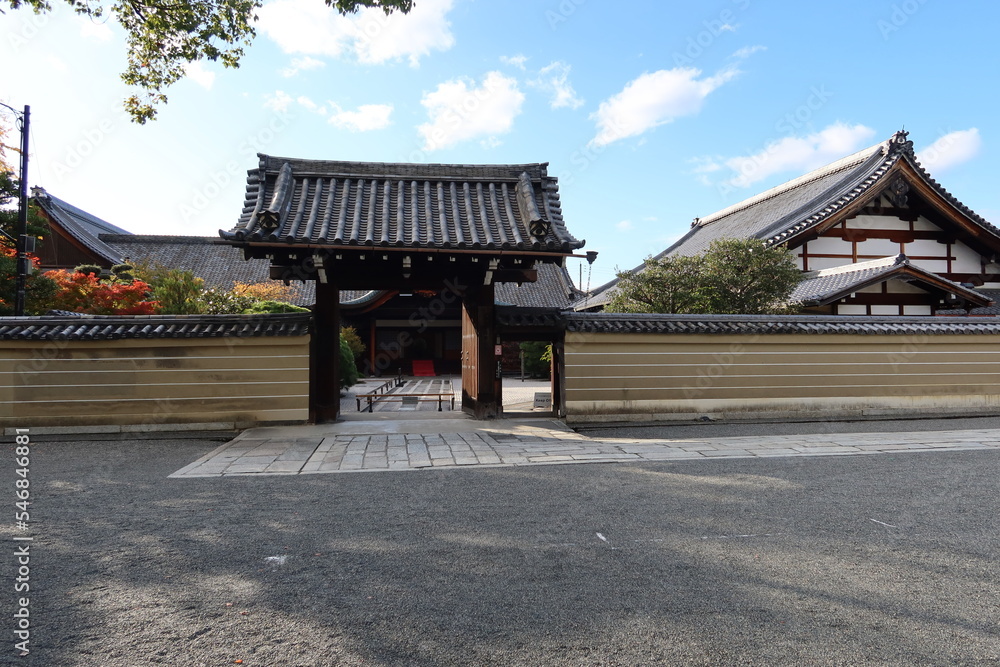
460,285,500,418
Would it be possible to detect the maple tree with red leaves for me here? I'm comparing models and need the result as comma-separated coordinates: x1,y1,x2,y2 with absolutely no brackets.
41,269,159,315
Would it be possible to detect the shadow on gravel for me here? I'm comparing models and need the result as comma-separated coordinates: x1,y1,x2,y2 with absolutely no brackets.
12,438,1000,665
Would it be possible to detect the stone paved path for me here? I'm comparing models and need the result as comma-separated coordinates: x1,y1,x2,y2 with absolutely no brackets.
170,420,1000,478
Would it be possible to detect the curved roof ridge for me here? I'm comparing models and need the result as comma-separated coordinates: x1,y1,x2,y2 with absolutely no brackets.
258,153,551,181
899,152,1000,235
697,140,888,227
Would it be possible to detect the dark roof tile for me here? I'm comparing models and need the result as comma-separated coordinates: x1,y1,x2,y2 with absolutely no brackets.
220,155,585,253
0,314,310,341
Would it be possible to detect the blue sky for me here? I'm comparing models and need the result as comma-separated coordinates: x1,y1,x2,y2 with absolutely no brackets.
2,0,999,290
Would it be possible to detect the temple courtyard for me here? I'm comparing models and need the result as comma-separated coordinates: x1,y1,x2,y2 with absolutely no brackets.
6,416,999,665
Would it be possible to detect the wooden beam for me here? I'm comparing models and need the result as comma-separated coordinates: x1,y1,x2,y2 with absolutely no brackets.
309,279,340,423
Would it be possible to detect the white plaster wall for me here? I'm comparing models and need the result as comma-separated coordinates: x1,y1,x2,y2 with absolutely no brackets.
850,215,911,231
856,238,902,257
808,256,851,270
806,236,851,254
951,243,983,273
909,259,950,273
913,215,941,231
885,280,927,294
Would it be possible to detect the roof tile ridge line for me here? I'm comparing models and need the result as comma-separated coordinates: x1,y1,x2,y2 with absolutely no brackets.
515,172,544,236
759,148,899,245
697,140,889,227
449,182,466,245
239,155,270,237
101,234,220,243
271,157,549,179
263,162,295,228
900,152,1000,234
462,182,481,246
542,178,581,249
502,182,525,246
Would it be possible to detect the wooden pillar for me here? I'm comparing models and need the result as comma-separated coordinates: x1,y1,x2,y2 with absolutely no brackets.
552,335,566,418
310,279,341,423
461,282,501,419
368,318,377,377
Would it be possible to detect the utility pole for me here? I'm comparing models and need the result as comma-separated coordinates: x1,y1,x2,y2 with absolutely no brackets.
14,105,29,316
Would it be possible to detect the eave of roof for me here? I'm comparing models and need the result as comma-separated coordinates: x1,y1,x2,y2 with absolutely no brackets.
32,187,129,264
219,154,585,254
790,254,993,307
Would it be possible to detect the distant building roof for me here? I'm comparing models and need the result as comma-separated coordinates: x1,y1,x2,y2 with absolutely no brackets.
668,130,1000,257
32,187,130,264
220,155,585,254
586,130,1000,309
790,254,992,308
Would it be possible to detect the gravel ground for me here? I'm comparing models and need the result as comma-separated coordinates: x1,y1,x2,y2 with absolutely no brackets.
2,433,998,666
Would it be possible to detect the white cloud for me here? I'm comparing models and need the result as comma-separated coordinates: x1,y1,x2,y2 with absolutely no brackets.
328,103,393,132
418,71,525,151
732,45,766,59
185,61,216,90
480,136,502,149
297,96,326,114
701,122,877,189
280,56,325,78
264,90,294,113
917,128,981,172
354,0,454,65
616,220,633,231
501,54,528,70
257,0,454,66
590,65,740,147
529,61,584,110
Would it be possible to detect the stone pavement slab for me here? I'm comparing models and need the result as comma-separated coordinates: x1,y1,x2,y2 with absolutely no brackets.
169,418,1000,478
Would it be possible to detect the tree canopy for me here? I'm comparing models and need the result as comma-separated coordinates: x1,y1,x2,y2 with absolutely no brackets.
3,0,413,123
605,238,803,315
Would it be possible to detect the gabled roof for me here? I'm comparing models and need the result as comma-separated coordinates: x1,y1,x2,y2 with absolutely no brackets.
790,254,993,308
32,187,130,264
219,155,584,253
667,130,1000,257
586,130,1000,308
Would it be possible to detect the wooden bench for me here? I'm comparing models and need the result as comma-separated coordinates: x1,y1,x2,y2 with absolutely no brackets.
355,378,455,412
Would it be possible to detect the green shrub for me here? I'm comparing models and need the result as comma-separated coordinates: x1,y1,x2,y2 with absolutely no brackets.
519,341,551,378
341,325,365,359
72,263,103,277
242,300,309,314
340,336,359,389
135,264,205,314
